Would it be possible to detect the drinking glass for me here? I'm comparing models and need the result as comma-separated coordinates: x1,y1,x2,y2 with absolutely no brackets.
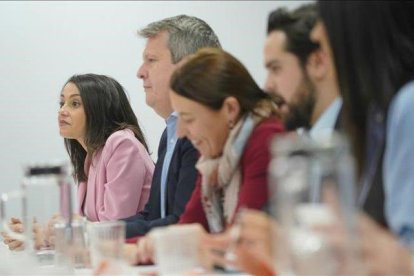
54,217,89,268
88,220,126,274
150,224,203,275
1,162,74,263
269,132,359,275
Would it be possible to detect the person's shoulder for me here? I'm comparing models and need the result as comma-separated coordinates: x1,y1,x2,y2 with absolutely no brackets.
393,80,414,110
107,129,136,143
252,116,285,137
398,80,414,93
245,116,285,150
176,136,196,150
386,80,414,132
104,129,143,151
173,137,198,163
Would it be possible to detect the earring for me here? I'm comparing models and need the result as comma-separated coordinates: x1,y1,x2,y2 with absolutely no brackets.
228,120,234,129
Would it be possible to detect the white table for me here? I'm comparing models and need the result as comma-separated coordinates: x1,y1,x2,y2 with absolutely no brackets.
1,244,245,275
0,244,157,275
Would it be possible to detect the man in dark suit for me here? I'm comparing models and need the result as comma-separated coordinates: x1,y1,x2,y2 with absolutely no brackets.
122,15,221,238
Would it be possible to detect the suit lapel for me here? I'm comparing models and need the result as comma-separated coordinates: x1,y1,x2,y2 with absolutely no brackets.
165,139,181,211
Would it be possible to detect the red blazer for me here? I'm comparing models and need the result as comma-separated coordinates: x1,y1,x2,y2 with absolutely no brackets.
179,117,284,231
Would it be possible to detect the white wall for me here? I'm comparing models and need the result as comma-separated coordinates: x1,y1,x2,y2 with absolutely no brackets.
0,1,309,193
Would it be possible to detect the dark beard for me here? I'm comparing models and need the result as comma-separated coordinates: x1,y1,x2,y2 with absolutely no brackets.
283,76,316,131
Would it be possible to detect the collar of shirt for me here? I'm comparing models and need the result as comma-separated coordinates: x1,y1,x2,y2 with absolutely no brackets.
309,97,342,140
166,112,178,144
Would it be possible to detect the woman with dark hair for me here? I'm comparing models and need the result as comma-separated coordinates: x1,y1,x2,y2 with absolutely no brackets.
2,74,155,251
312,1,414,274
59,74,154,221
125,48,285,265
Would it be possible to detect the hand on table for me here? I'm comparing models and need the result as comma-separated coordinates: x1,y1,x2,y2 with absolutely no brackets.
1,217,24,251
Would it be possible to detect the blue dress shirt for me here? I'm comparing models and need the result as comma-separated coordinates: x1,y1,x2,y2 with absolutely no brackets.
384,80,414,249
309,97,342,140
160,113,178,218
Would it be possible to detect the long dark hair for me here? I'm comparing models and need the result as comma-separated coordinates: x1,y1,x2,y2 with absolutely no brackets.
63,74,150,183
170,48,275,117
318,1,414,174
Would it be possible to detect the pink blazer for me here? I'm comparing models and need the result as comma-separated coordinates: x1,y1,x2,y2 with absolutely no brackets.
77,129,154,221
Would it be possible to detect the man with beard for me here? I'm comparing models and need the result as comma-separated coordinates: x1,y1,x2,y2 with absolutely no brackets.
264,3,342,136
265,4,386,227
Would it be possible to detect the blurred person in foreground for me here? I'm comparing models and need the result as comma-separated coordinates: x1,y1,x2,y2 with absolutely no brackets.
312,1,414,274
